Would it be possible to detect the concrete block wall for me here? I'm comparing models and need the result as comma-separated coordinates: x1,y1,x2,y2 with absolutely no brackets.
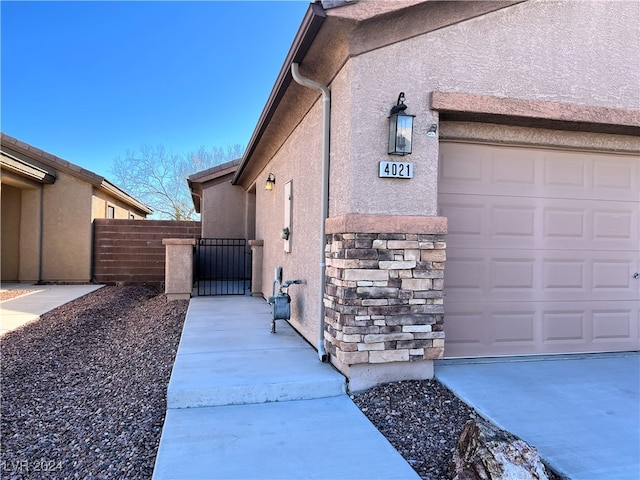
93,219,201,285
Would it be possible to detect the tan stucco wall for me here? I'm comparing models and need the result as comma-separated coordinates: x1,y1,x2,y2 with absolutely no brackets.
332,0,639,218
201,175,247,238
19,187,42,282
1,184,21,281
255,99,325,344
253,0,639,347
91,189,145,220
2,134,150,283
245,189,256,241
1,173,44,283
41,172,93,282
1,178,147,283
163,238,196,301
1,174,147,283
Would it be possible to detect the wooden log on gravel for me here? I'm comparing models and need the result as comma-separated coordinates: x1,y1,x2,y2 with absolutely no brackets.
450,418,550,480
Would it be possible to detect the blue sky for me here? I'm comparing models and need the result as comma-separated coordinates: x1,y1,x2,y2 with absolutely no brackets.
1,0,309,178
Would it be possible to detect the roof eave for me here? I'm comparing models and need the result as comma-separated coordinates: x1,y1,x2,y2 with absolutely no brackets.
189,158,241,184
99,180,154,215
0,151,57,184
97,179,153,215
1,132,152,215
232,2,327,185
187,178,202,213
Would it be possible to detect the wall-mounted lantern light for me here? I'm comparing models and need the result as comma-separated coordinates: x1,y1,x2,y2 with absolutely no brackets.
388,92,415,156
265,173,276,191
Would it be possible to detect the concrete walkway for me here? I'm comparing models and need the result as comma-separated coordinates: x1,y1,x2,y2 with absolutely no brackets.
436,353,640,480
152,295,420,480
0,283,104,336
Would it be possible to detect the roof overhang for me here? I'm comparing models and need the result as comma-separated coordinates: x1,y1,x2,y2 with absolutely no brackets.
1,150,57,184
232,2,328,187
1,132,152,215
98,180,153,215
188,158,241,213
231,0,525,190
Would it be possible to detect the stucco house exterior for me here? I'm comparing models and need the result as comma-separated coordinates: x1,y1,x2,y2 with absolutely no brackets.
190,0,640,390
1,133,152,284
187,158,251,239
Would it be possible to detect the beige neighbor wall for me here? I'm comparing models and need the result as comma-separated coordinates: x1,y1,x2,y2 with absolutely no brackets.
19,187,42,282
92,189,145,220
201,174,247,238
334,0,639,218
41,172,93,282
1,184,21,281
0,181,42,283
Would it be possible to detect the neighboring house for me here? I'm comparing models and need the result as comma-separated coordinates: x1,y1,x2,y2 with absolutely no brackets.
1,133,152,284
187,158,250,238
190,0,640,390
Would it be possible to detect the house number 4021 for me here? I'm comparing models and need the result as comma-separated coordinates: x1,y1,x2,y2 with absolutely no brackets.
379,161,413,179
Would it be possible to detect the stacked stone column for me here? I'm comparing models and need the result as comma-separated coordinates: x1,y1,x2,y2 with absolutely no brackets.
323,215,447,377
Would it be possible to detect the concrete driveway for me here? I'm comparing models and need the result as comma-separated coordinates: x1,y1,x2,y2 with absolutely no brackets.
436,353,640,480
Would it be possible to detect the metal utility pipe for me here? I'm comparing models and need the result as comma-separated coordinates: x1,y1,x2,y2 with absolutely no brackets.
291,62,330,362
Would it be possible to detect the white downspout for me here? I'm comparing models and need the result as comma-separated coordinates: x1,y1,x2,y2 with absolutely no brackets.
291,62,330,362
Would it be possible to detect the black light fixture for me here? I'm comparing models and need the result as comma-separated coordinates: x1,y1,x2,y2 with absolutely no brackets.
265,173,276,191
388,92,415,156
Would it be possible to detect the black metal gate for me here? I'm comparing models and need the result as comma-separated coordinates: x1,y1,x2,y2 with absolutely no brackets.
194,238,251,296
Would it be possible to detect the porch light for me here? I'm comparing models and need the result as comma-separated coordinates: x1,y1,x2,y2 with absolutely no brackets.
388,92,415,156
265,173,276,191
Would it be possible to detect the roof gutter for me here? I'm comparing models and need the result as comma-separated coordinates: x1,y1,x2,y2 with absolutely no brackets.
232,3,326,185
291,63,330,363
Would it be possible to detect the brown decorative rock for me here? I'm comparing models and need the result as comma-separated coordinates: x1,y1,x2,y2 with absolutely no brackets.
450,419,550,480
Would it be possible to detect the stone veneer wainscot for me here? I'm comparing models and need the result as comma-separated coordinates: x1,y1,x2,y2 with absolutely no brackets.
323,215,448,378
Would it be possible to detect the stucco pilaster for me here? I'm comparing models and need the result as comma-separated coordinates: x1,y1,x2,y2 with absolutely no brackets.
19,187,42,282
248,240,264,297
163,238,196,301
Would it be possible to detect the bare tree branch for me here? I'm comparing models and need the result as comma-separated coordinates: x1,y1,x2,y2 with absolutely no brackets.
110,144,244,220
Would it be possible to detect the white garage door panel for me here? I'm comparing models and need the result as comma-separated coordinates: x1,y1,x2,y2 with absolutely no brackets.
440,143,640,357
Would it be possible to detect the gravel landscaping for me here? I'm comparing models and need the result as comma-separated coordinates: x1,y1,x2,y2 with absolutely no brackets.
2,285,554,480
0,289,35,302
352,380,477,480
1,285,187,479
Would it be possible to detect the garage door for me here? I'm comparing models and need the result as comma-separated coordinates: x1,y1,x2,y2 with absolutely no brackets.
439,142,640,357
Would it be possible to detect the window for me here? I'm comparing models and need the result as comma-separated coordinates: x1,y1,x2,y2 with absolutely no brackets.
107,205,115,219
